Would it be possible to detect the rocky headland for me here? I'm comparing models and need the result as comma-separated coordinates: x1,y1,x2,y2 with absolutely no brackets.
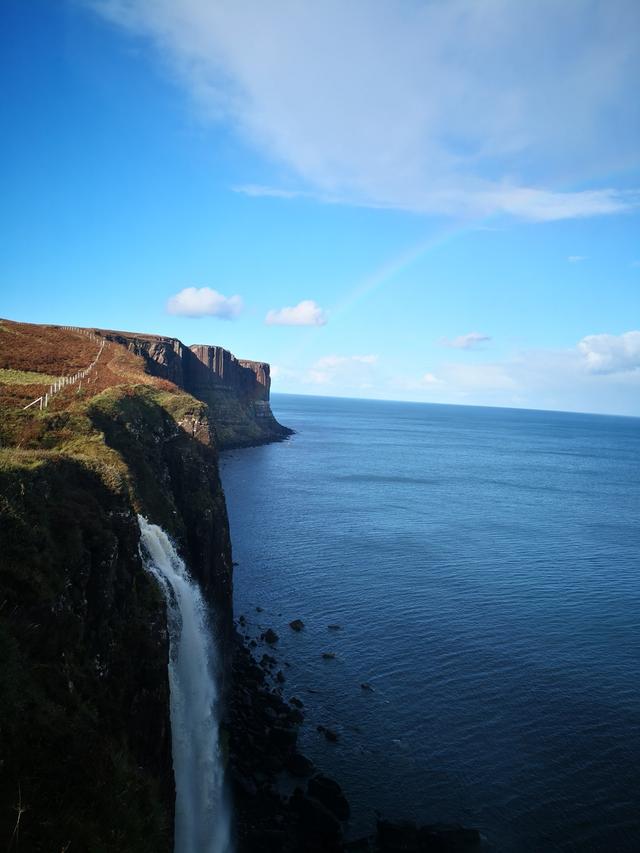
0,318,480,851
98,327,293,449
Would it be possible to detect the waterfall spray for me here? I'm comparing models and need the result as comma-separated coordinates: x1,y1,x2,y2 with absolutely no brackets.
138,516,232,853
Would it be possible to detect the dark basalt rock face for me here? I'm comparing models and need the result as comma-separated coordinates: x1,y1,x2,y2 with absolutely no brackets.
308,775,351,821
97,328,293,449
0,457,174,852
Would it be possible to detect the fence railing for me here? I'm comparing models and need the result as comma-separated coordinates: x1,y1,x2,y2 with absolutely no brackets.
22,327,106,411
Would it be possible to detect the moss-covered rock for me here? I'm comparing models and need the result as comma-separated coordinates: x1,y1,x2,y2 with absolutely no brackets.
0,454,173,852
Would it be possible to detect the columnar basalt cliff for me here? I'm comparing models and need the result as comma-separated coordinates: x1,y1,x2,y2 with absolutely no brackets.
189,344,270,401
98,329,292,449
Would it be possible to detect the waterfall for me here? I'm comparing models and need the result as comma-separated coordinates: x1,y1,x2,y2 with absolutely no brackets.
138,516,232,853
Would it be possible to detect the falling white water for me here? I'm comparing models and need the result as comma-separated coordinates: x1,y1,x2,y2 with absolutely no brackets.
138,516,232,853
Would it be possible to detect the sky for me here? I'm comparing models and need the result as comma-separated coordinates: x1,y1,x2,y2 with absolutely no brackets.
1,0,639,415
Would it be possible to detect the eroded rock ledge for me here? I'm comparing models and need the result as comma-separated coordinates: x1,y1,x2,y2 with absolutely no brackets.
97,328,293,448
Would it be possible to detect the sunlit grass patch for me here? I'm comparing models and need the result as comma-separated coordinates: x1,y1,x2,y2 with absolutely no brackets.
0,368,58,385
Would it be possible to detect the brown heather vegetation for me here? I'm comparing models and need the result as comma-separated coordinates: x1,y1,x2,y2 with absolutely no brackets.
0,319,181,443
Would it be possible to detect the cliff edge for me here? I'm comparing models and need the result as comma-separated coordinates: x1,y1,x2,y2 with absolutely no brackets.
0,318,287,850
97,328,293,449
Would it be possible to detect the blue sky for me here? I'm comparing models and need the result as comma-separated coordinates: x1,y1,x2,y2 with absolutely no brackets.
1,0,639,415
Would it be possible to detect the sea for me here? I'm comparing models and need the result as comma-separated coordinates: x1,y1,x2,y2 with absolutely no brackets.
219,394,640,852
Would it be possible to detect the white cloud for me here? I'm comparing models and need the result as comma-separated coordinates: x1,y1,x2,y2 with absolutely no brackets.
441,363,518,392
421,372,442,386
440,332,492,350
578,331,640,374
265,299,328,326
568,255,587,263
166,286,243,318
261,335,640,414
306,353,378,385
92,0,639,221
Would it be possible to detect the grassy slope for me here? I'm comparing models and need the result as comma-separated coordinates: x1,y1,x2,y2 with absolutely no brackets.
0,320,231,851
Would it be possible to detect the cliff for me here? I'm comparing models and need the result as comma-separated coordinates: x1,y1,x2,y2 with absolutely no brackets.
96,329,292,449
0,319,482,853
0,319,257,849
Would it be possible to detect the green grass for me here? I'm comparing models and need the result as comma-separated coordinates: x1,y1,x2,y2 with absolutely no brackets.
0,368,58,385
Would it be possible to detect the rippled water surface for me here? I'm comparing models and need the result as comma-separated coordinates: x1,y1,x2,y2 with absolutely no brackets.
220,395,640,852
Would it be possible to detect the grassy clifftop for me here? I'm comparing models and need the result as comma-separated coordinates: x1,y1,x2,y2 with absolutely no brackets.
0,320,234,850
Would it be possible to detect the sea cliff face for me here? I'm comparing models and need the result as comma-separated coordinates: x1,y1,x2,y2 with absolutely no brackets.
98,329,292,449
0,456,174,852
0,319,282,850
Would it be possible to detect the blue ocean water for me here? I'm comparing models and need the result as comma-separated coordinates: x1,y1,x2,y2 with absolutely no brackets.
220,394,640,852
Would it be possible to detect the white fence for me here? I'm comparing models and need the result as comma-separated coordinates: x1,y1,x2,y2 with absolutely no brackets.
22,327,106,411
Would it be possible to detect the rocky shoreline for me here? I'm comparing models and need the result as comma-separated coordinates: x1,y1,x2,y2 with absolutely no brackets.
227,626,483,852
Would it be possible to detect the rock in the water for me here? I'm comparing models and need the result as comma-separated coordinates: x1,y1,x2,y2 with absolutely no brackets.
286,752,315,778
289,696,304,708
289,619,305,632
270,725,298,751
256,605,263,613
290,788,342,844
322,652,336,660
261,653,277,668
276,670,286,684
262,628,279,644
308,774,350,821
317,724,339,742
288,706,304,724
328,624,342,631
361,682,374,691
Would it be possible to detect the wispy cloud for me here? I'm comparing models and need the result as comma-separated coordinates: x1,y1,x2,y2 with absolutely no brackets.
166,286,243,319
92,0,640,221
440,332,492,350
233,184,305,200
269,333,640,414
308,353,379,385
568,255,587,263
412,333,640,412
265,299,328,326
315,354,378,368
